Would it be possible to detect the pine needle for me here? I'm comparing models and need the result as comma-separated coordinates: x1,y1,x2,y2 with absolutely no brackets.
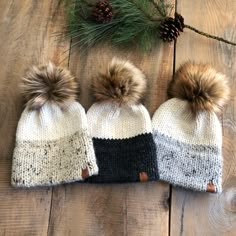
64,0,173,51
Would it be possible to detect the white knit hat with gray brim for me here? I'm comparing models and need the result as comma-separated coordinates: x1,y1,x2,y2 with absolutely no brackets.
152,62,230,193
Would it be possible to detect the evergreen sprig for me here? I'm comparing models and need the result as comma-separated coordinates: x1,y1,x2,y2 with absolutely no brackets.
63,0,236,52
65,0,172,51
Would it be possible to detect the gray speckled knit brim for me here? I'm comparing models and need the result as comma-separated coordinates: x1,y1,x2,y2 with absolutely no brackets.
153,131,222,193
11,131,98,187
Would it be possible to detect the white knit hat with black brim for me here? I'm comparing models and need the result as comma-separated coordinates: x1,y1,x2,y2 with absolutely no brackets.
11,62,98,187
86,58,158,183
152,62,230,193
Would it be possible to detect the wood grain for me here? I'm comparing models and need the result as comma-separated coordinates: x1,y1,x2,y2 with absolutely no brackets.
1,0,236,235
0,1,70,235
49,182,169,236
48,1,175,234
171,1,236,235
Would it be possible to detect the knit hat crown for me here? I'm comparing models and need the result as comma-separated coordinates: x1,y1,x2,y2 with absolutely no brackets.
11,62,98,187
152,62,230,192
86,58,158,183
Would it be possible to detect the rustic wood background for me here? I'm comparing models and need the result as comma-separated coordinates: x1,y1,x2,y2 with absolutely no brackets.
0,0,236,235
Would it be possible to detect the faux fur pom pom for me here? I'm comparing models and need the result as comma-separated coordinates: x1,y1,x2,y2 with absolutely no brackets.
168,62,230,113
92,58,146,105
21,62,77,110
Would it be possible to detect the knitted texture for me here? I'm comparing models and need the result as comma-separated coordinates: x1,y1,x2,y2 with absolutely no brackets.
86,101,158,183
12,102,98,187
152,98,223,193
87,102,152,139
86,134,158,183
153,131,222,192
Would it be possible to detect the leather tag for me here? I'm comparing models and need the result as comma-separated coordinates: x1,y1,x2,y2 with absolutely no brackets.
207,183,216,193
82,168,89,179
139,172,148,182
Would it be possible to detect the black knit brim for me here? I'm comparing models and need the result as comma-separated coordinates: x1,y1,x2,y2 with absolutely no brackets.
86,133,159,183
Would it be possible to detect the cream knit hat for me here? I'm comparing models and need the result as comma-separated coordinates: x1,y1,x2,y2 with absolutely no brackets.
11,62,98,187
86,58,158,183
152,62,230,193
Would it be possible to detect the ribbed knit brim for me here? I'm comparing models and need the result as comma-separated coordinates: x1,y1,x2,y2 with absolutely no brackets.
12,130,98,187
86,133,158,183
153,131,222,192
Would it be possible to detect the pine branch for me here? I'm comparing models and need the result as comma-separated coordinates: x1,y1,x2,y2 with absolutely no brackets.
184,24,236,46
128,0,161,22
111,0,160,50
149,0,172,17
64,0,169,51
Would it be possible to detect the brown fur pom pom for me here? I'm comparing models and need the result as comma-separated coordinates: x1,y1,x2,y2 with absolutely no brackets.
92,58,146,105
168,62,230,113
21,62,77,110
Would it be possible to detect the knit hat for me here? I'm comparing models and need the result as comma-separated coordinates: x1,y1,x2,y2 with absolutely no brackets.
11,62,98,187
152,62,230,193
86,58,158,183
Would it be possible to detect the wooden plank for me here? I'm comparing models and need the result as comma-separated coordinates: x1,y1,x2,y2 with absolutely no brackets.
0,1,70,235
48,2,175,235
171,0,236,235
49,182,170,236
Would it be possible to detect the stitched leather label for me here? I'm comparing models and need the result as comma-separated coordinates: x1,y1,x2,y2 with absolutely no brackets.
82,168,89,179
139,172,148,182
207,183,216,193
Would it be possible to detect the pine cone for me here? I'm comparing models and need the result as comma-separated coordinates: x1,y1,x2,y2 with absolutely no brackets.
159,13,185,42
175,13,184,32
92,0,113,23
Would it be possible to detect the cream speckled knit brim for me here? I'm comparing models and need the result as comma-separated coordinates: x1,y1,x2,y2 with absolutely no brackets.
12,130,98,187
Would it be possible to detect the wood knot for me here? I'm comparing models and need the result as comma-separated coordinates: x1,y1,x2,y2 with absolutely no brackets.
208,179,236,232
162,192,170,211
225,188,236,213
139,172,148,182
